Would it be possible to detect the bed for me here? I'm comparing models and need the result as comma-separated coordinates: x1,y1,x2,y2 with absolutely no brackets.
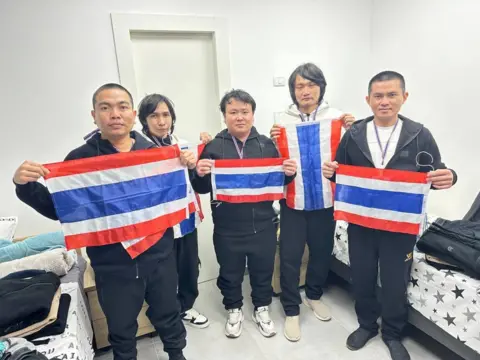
332,219,480,360
32,254,95,360
5,236,95,360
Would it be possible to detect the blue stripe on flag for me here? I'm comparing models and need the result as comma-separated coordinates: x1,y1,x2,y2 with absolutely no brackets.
179,212,196,236
335,184,425,214
215,172,284,189
52,170,187,223
296,123,323,210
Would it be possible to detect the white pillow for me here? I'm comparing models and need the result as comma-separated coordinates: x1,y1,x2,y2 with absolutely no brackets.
0,217,18,240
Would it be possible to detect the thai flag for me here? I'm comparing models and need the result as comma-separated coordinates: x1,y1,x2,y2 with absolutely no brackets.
277,119,343,210
43,146,192,257
334,165,431,235
172,142,205,238
212,158,285,203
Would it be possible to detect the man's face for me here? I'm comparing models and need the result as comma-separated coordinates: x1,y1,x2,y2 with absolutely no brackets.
294,75,321,110
366,79,408,122
146,102,172,138
224,99,254,138
91,88,136,139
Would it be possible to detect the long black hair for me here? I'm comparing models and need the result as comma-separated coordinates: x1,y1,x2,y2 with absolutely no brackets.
137,94,177,138
288,63,327,106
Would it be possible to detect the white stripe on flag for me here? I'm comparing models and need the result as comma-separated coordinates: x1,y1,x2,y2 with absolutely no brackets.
336,174,430,195
335,201,424,224
215,186,285,196
62,197,188,236
215,165,284,175
47,158,182,193
319,120,334,208
286,125,305,210
121,236,144,248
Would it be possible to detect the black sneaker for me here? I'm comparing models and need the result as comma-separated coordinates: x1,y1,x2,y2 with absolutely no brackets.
384,340,410,360
346,327,378,350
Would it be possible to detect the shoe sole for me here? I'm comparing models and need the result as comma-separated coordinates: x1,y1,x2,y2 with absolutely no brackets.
302,298,332,321
225,313,244,338
283,328,300,342
183,319,210,329
251,313,277,338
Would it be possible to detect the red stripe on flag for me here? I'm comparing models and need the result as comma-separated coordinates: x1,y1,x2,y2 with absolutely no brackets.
214,158,285,168
216,193,284,203
334,210,420,235
277,127,296,208
44,146,181,179
125,229,166,259
330,119,343,204
195,193,204,220
337,165,428,184
197,144,206,159
64,208,188,250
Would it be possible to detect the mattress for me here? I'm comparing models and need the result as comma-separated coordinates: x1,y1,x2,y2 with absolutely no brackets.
333,218,480,355
35,282,94,360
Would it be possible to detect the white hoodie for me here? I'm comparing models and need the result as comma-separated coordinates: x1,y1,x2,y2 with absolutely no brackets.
276,101,344,125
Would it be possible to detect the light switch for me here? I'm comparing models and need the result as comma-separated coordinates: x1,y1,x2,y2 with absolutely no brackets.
273,77,286,87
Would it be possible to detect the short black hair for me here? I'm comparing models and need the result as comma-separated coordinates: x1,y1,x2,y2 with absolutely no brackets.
288,63,327,106
368,71,406,94
137,94,177,136
92,83,134,108
219,89,256,115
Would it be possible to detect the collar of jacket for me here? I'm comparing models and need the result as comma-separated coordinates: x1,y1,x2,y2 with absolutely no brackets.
349,114,424,167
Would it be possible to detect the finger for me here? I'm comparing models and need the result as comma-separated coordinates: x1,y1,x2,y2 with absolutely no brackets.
21,170,43,179
433,181,453,186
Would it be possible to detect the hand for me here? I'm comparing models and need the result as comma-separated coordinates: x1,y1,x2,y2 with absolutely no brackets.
180,150,197,169
322,161,339,179
199,132,212,144
196,159,214,177
427,169,454,189
282,159,297,177
13,160,50,185
339,113,355,129
270,124,283,141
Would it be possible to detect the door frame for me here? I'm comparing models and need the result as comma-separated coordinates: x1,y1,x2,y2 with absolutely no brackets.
110,13,231,127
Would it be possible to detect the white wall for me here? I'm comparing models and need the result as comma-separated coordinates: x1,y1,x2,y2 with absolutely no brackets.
371,0,480,219
0,0,372,236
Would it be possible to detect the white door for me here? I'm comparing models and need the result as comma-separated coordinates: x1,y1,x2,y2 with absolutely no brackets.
130,31,221,283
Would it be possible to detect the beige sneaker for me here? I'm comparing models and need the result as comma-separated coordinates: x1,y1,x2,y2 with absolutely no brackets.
284,316,301,342
303,297,332,321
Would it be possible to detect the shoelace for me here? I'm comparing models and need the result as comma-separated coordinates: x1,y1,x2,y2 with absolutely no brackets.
256,307,272,324
228,309,242,324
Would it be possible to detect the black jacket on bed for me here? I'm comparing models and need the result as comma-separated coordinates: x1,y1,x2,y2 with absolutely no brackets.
330,115,458,183
15,131,174,280
191,127,295,236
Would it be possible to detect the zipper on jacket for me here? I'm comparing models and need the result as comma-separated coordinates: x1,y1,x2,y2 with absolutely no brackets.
135,262,139,279
252,208,257,234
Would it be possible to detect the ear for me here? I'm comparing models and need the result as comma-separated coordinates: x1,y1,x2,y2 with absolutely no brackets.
132,109,137,118
403,91,409,104
90,110,96,124
365,95,370,105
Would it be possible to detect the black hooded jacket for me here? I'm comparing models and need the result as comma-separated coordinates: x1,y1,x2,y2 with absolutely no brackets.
15,131,174,280
191,127,295,236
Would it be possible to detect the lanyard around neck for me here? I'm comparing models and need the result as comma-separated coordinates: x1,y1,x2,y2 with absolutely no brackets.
373,120,399,165
231,136,245,159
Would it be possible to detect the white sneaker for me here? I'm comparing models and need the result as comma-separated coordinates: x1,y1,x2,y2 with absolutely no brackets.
225,308,244,338
303,297,332,321
181,308,210,329
252,306,277,338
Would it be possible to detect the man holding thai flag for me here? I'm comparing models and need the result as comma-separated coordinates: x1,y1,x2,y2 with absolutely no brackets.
323,71,457,360
192,90,297,339
13,84,189,360
270,63,355,342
